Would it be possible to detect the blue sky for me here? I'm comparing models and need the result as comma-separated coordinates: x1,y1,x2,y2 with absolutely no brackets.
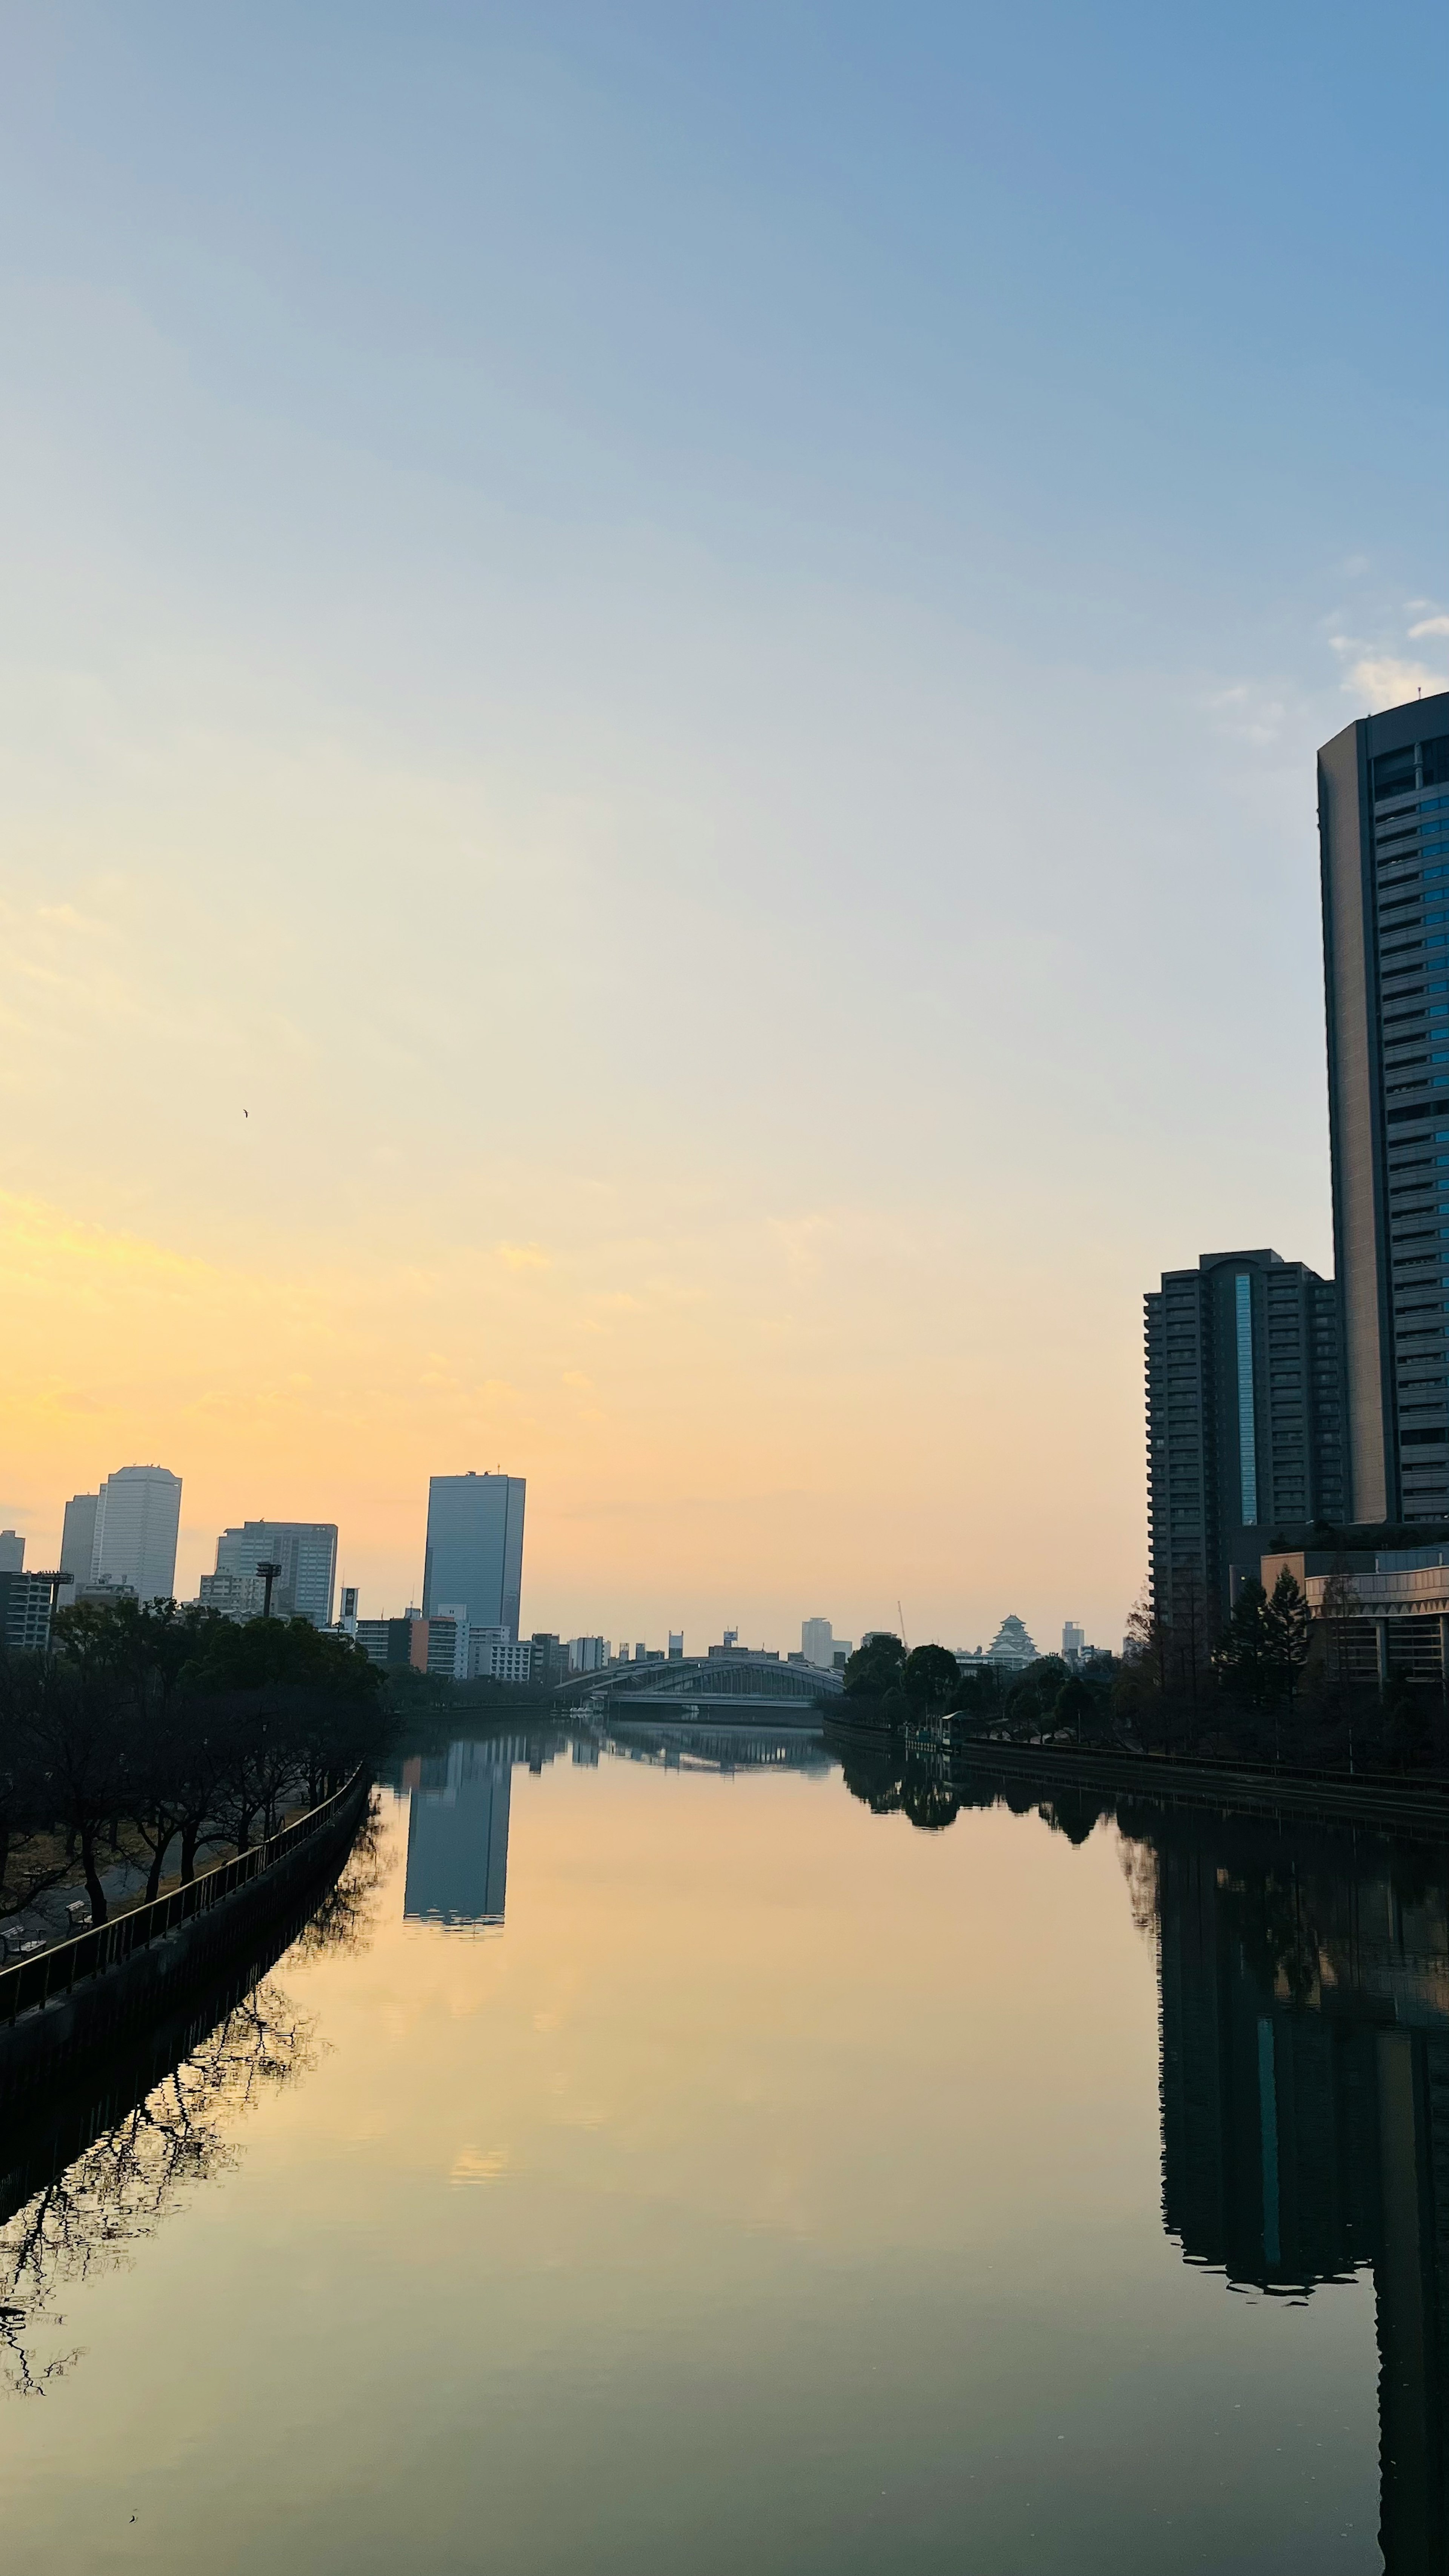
1,1,1445,1646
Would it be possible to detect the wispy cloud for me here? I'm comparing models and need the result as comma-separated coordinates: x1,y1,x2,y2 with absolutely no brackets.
1344,654,1449,706
1328,627,1449,707
1202,681,1289,747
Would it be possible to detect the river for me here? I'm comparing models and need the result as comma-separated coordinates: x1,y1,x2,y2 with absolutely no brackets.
3,1721,1444,2573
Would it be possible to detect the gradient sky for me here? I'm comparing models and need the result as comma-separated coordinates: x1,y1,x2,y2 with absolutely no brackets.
2,0,1446,1650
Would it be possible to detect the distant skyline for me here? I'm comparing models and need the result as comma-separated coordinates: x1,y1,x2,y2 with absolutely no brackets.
0,1441,1124,1658
1,2,1444,1650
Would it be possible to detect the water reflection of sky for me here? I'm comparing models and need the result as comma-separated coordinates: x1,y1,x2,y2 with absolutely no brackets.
6,1738,1438,2572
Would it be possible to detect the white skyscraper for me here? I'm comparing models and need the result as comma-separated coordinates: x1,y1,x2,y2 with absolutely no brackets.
801,1617,835,1670
92,1466,182,1603
0,1531,23,1574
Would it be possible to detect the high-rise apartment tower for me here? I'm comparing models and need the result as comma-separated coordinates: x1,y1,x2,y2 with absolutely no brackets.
422,1472,526,1640
1320,691,1449,1521
1145,1251,1345,1624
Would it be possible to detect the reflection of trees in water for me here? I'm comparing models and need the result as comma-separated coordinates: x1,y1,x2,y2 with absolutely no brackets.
838,1744,964,1831
291,1795,391,1963
0,1979,314,2397
1108,1794,1449,2018
841,1747,1128,1844
0,1795,391,2401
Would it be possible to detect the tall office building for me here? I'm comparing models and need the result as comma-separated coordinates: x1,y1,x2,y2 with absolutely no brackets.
801,1617,835,1670
1321,691,1449,1521
422,1472,525,1639
1145,1251,1345,1626
58,1491,100,1604
0,1531,23,1573
92,1465,182,1603
210,1520,338,1624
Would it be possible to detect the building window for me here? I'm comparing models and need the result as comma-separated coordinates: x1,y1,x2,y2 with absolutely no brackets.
1235,1273,1258,1525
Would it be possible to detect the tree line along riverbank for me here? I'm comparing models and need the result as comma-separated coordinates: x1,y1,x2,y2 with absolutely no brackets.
0,1599,398,1936
837,1576,1449,1781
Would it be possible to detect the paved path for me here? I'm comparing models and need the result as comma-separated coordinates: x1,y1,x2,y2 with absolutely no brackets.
4,1850,160,1960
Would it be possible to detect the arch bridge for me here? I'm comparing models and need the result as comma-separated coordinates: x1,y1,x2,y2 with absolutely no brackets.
555,1648,841,1719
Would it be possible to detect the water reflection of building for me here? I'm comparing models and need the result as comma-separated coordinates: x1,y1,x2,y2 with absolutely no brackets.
402,1739,517,1929
1146,1811,1449,2571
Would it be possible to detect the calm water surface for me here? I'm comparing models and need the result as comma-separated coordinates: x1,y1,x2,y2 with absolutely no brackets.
5,1725,1444,2573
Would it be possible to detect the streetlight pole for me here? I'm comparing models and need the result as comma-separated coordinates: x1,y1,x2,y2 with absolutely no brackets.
256,1560,283,1619
32,1570,72,1653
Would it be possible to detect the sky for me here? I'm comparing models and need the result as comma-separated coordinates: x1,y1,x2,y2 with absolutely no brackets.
1,0,1446,1653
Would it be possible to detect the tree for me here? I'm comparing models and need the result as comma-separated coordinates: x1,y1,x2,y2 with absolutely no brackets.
183,1616,387,1849
949,1669,1005,1732
902,1644,962,1712
1311,1561,1369,1773
20,1656,131,1924
842,1634,907,1701
1115,1584,1171,1748
0,1653,74,1917
1003,1656,1069,1742
4,1601,394,1927
125,1689,229,1897
1165,1569,1217,1730
1212,1578,1274,1721
1263,1566,1313,1713
1123,1586,1168,1693
52,1599,237,1893
1382,1675,1430,1770
1053,1673,1096,1746
1318,1562,1361,1683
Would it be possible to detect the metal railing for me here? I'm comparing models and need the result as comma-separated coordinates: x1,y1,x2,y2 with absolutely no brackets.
942,1733,1449,1821
0,1767,367,2030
